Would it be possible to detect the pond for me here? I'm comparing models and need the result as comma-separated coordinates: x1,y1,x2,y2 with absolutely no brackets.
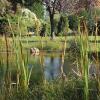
0,50,99,82
0,51,76,82
0,50,99,100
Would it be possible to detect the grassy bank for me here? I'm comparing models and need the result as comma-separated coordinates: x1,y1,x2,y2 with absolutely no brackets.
5,79,98,100
0,36,100,52
0,34,100,100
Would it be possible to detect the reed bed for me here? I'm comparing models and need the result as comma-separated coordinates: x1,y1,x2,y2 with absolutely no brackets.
0,15,99,100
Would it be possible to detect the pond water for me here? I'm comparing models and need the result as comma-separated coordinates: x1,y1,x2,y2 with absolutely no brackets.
0,50,100,100
0,51,75,81
0,50,99,84
23,51,75,81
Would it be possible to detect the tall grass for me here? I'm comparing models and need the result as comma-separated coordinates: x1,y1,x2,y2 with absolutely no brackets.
0,12,99,99
4,33,11,99
7,15,33,91
76,16,100,100
77,17,89,100
94,14,100,99
60,16,69,80
80,34,89,100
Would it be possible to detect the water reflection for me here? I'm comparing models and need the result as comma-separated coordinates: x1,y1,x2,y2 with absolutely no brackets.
0,51,100,81
44,56,61,80
28,54,62,80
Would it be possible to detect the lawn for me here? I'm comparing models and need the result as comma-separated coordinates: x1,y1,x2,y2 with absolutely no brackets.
0,36,100,52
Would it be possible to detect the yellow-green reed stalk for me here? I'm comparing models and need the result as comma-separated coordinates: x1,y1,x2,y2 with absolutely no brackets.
78,17,89,100
73,17,82,77
21,15,30,72
60,16,69,80
94,13,100,97
17,15,31,91
8,15,33,91
17,16,33,90
40,36,44,49
94,15,98,56
4,33,11,98
18,41,28,90
7,17,20,90
39,52,46,84
34,19,41,36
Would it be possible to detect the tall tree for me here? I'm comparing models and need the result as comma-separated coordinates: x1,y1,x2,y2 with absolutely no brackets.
43,0,82,39
76,0,98,12
43,0,65,39
6,0,42,13
43,0,53,39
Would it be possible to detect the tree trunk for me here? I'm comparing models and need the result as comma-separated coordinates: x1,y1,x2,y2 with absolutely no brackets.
50,14,55,39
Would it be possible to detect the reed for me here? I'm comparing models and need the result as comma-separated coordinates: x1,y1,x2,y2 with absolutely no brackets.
4,33,11,99
77,17,89,100
94,14,100,99
60,16,69,80
7,15,33,91
0,11,99,99
76,15,100,100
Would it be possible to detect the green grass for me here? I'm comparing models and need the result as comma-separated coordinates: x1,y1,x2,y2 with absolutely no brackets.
20,36,100,42
0,36,99,43
6,78,98,100
0,6,100,100
1,36,100,52
0,34,99,100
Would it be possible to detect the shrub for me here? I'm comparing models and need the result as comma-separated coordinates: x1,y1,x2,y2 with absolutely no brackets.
29,2,44,19
78,9,100,35
67,40,81,61
57,15,67,35
0,17,10,36
68,15,78,31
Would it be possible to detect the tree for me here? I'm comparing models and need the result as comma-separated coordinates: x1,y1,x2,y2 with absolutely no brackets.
28,2,44,19
43,0,65,39
43,0,81,39
76,0,98,13
6,0,43,15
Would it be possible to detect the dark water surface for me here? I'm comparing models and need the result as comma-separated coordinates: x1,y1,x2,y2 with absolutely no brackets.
0,51,75,81
0,50,99,82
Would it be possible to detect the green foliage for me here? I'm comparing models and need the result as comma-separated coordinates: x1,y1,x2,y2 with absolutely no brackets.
68,15,78,31
54,17,59,35
67,40,81,61
41,20,51,36
95,8,100,16
7,14,28,36
0,0,43,36
78,9,100,35
29,2,44,19
0,14,23,36
0,10,41,36
57,15,67,35
79,10,89,19
9,79,98,100
0,17,10,35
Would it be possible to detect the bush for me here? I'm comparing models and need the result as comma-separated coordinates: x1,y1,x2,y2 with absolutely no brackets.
87,18,100,35
29,2,44,19
0,14,28,36
9,79,98,100
43,20,51,36
67,40,81,61
78,9,100,35
68,15,78,31
0,11,42,36
57,15,67,35
0,17,10,36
